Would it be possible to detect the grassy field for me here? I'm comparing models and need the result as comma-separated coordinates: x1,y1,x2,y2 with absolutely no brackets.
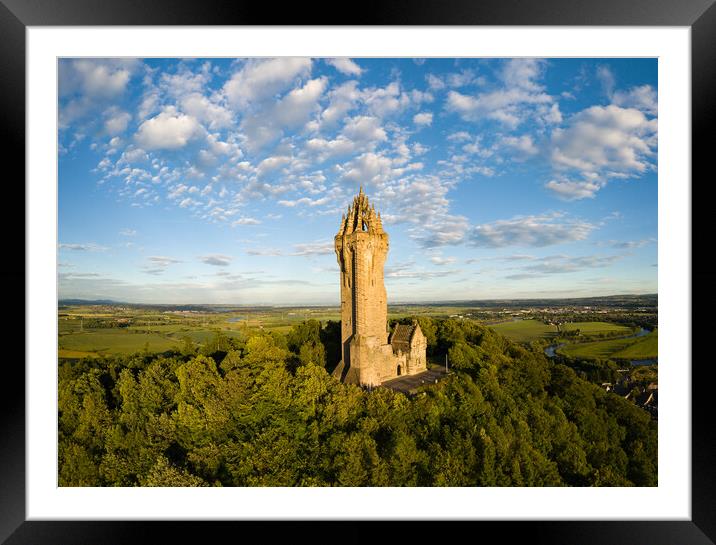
57,303,484,358
560,321,633,335
557,337,637,359
58,304,656,361
558,330,657,360
611,330,658,359
488,319,558,342
59,330,181,355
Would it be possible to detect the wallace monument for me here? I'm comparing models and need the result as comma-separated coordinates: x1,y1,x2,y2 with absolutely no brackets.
332,187,427,387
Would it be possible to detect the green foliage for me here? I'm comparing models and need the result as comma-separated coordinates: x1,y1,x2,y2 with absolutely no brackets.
58,318,657,487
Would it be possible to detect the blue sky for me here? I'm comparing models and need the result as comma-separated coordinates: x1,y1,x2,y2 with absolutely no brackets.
58,57,657,305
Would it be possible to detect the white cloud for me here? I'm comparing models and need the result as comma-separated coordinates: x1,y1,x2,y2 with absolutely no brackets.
232,217,261,226
606,238,655,249
256,155,292,177
545,179,603,201
430,255,457,266
501,134,538,157
319,81,361,128
223,58,312,108
341,116,387,143
413,112,433,126
447,131,472,142
551,104,657,179
271,78,327,128
426,74,446,90
179,93,233,130
386,261,461,280
325,58,363,76
446,59,553,129
596,65,616,98
104,110,132,135
59,59,137,99
148,256,181,267
119,228,137,237
135,106,202,150
501,59,545,92
200,254,232,266
612,85,658,116
470,213,596,248
58,242,109,252
291,240,335,256
362,81,411,118
505,253,623,279
59,59,139,128
342,152,396,185
121,147,148,163
305,136,358,161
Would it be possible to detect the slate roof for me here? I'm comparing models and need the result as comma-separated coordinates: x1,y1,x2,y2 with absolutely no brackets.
391,323,419,354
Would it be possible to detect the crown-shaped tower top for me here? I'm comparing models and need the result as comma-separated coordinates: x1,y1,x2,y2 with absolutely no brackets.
337,186,385,236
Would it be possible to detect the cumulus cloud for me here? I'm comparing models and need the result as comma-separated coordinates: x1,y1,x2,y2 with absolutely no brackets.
256,155,292,177
500,134,538,157
59,59,139,129
179,93,233,130
596,65,616,98
551,104,657,180
135,106,202,150
612,85,657,116
232,217,261,226
545,179,603,201
104,110,132,135
413,112,433,126
59,59,137,99
319,80,361,128
446,59,553,129
470,213,596,248
200,254,232,266
271,77,328,128
362,81,411,118
341,116,387,144
325,58,363,76
223,58,312,108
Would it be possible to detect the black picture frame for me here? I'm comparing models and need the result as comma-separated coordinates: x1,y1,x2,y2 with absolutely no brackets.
5,0,714,543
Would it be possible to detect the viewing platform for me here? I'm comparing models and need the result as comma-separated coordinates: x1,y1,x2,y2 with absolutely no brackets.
380,366,450,395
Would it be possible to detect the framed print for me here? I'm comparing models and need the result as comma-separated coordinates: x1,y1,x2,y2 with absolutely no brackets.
6,0,715,543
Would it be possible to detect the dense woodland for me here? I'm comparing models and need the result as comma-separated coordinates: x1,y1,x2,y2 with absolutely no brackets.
58,317,657,487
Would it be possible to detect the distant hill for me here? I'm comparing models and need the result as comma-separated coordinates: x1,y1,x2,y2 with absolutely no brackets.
59,299,121,306
58,293,657,311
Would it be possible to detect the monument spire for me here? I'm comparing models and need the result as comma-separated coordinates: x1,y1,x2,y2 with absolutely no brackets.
333,187,426,386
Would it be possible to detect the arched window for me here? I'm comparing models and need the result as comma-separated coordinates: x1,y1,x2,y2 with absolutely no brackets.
397,364,402,376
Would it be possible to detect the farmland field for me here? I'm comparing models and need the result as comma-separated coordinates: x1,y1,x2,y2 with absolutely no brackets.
560,321,633,335
59,330,179,355
557,337,636,359
488,319,558,342
558,330,658,360
611,330,658,359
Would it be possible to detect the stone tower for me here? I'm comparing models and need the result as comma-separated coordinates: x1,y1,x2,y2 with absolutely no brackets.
333,187,427,387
